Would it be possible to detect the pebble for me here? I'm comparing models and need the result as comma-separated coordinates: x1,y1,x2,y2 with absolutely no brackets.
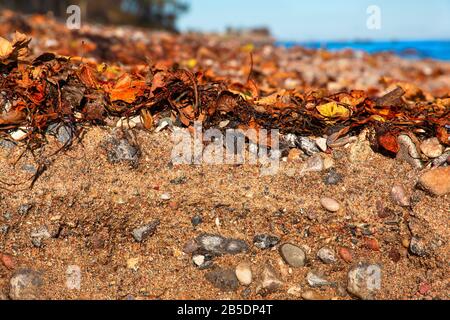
349,139,372,163
30,227,51,248
160,193,171,200
287,285,302,297
131,219,160,242
409,237,428,257
279,243,306,267
418,167,450,196
0,139,16,150
364,238,380,251
420,138,443,158
390,185,410,207
0,253,15,270
253,234,280,250
9,269,44,300
205,268,239,292
397,134,423,169
116,116,143,129
18,203,32,215
315,137,328,152
317,247,337,264
103,132,140,167
287,148,302,162
191,215,203,226
323,169,343,185
192,254,213,269
306,271,331,287
301,290,330,300
297,136,320,156
320,197,340,212
259,263,284,293
347,263,382,300
338,247,353,263
195,234,249,256
47,123,74,145
301,154,324,174
235,262,252,286
10,128,28,141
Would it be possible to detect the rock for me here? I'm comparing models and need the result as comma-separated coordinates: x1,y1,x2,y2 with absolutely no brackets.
9,269,44,300
18,203,32,215
116,116,143,129
432,151,450,168
235,262,252,286
419,282,431,295
253,234,280,250
205,268,239,292
322,155,335,170
420,138,443,158
259,263,283,293
300,154,324,174
390,185,410,207
279,243,306,267
287,148,302,162
192,254,213,269
347,263,382,300
287,285,302,297
191,215,203,226
10,128,28,141
320,197,340,212
0,253,15,270
364,238,380,251
317,247,337,264
131,219,160,242
47,123,74,145
0,139,16,150
323,169,343,185
306,271,331,287
349,140,372,163
297,137,320,156
195,234,249,256
160,193,171,200
30,226,51,248
183,240,199,254
397,134,423,169
338,247,353,263
409,237,428,257
301,290,330,300
102,131,140,167
315,137,328,152
418,167,450,196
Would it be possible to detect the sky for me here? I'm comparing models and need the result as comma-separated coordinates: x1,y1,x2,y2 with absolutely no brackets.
177,0,450,41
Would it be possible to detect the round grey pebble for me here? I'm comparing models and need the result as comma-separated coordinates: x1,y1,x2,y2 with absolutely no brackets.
191,215,203,226
279,243,306,267
317,247,337,264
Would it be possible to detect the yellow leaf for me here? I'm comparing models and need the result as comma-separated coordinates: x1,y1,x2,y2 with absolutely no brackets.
316,102,350,118
242,43,254,53
185,58,197,69
371,115,386,122
0,37,13,60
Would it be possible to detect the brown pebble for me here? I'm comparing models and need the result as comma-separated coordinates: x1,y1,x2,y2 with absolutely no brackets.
338,247,353,263
364,238,380,251
0,253,15,270
401,238,410,248
388,248,401,262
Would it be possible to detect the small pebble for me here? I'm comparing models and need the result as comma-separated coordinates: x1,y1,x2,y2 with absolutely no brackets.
131,220,160,242
9,269,44,300
323,169,343,185
259,263,283,293
317,247,337,264
301,290,329,300
315,137,328,152
205,268,239,292
235,262,252,286
279,243,306,267
338,247,353,263
391,185,410,207
418,167,450,196
306,271,331,287
191,215,203,226
347,263,382,300
253,234,280,250
420,138,443,158
320,197,340,212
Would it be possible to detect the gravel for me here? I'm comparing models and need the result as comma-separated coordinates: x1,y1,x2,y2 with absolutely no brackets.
253,234,280,250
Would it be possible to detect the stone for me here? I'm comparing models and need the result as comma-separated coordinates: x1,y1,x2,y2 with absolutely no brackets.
102,131,140,167
192,254,213,269
300,154,324,174
0,139,16,150
30,226,51,248
418,167,450,196
287,148,302,162
10,129,28,141
317,247,337,264
195,234,249,256
18,203,32,215
315,137,328,152
306,271,331,287
235,262,252,286
397,134,423,169
349,140,372,163
323,169,343,185
391,185,410,207
297,136,320,156
205,268,239,292
338,247,353,263
160,193,171,200
409,237,428,257
279,243,306,267
131,219,160,242
420,138,443,158
191,215,203,226
301,290,330,300
47,123,74,145
259,263,283,293
320,197,340,212
347,263,382,300
253,234,280,250
9,269,44,300
0,253,15,270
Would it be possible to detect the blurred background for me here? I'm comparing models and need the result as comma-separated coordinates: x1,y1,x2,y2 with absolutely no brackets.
0,0,449,60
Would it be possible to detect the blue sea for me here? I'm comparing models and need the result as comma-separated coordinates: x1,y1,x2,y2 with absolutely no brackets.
279,40,450,61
